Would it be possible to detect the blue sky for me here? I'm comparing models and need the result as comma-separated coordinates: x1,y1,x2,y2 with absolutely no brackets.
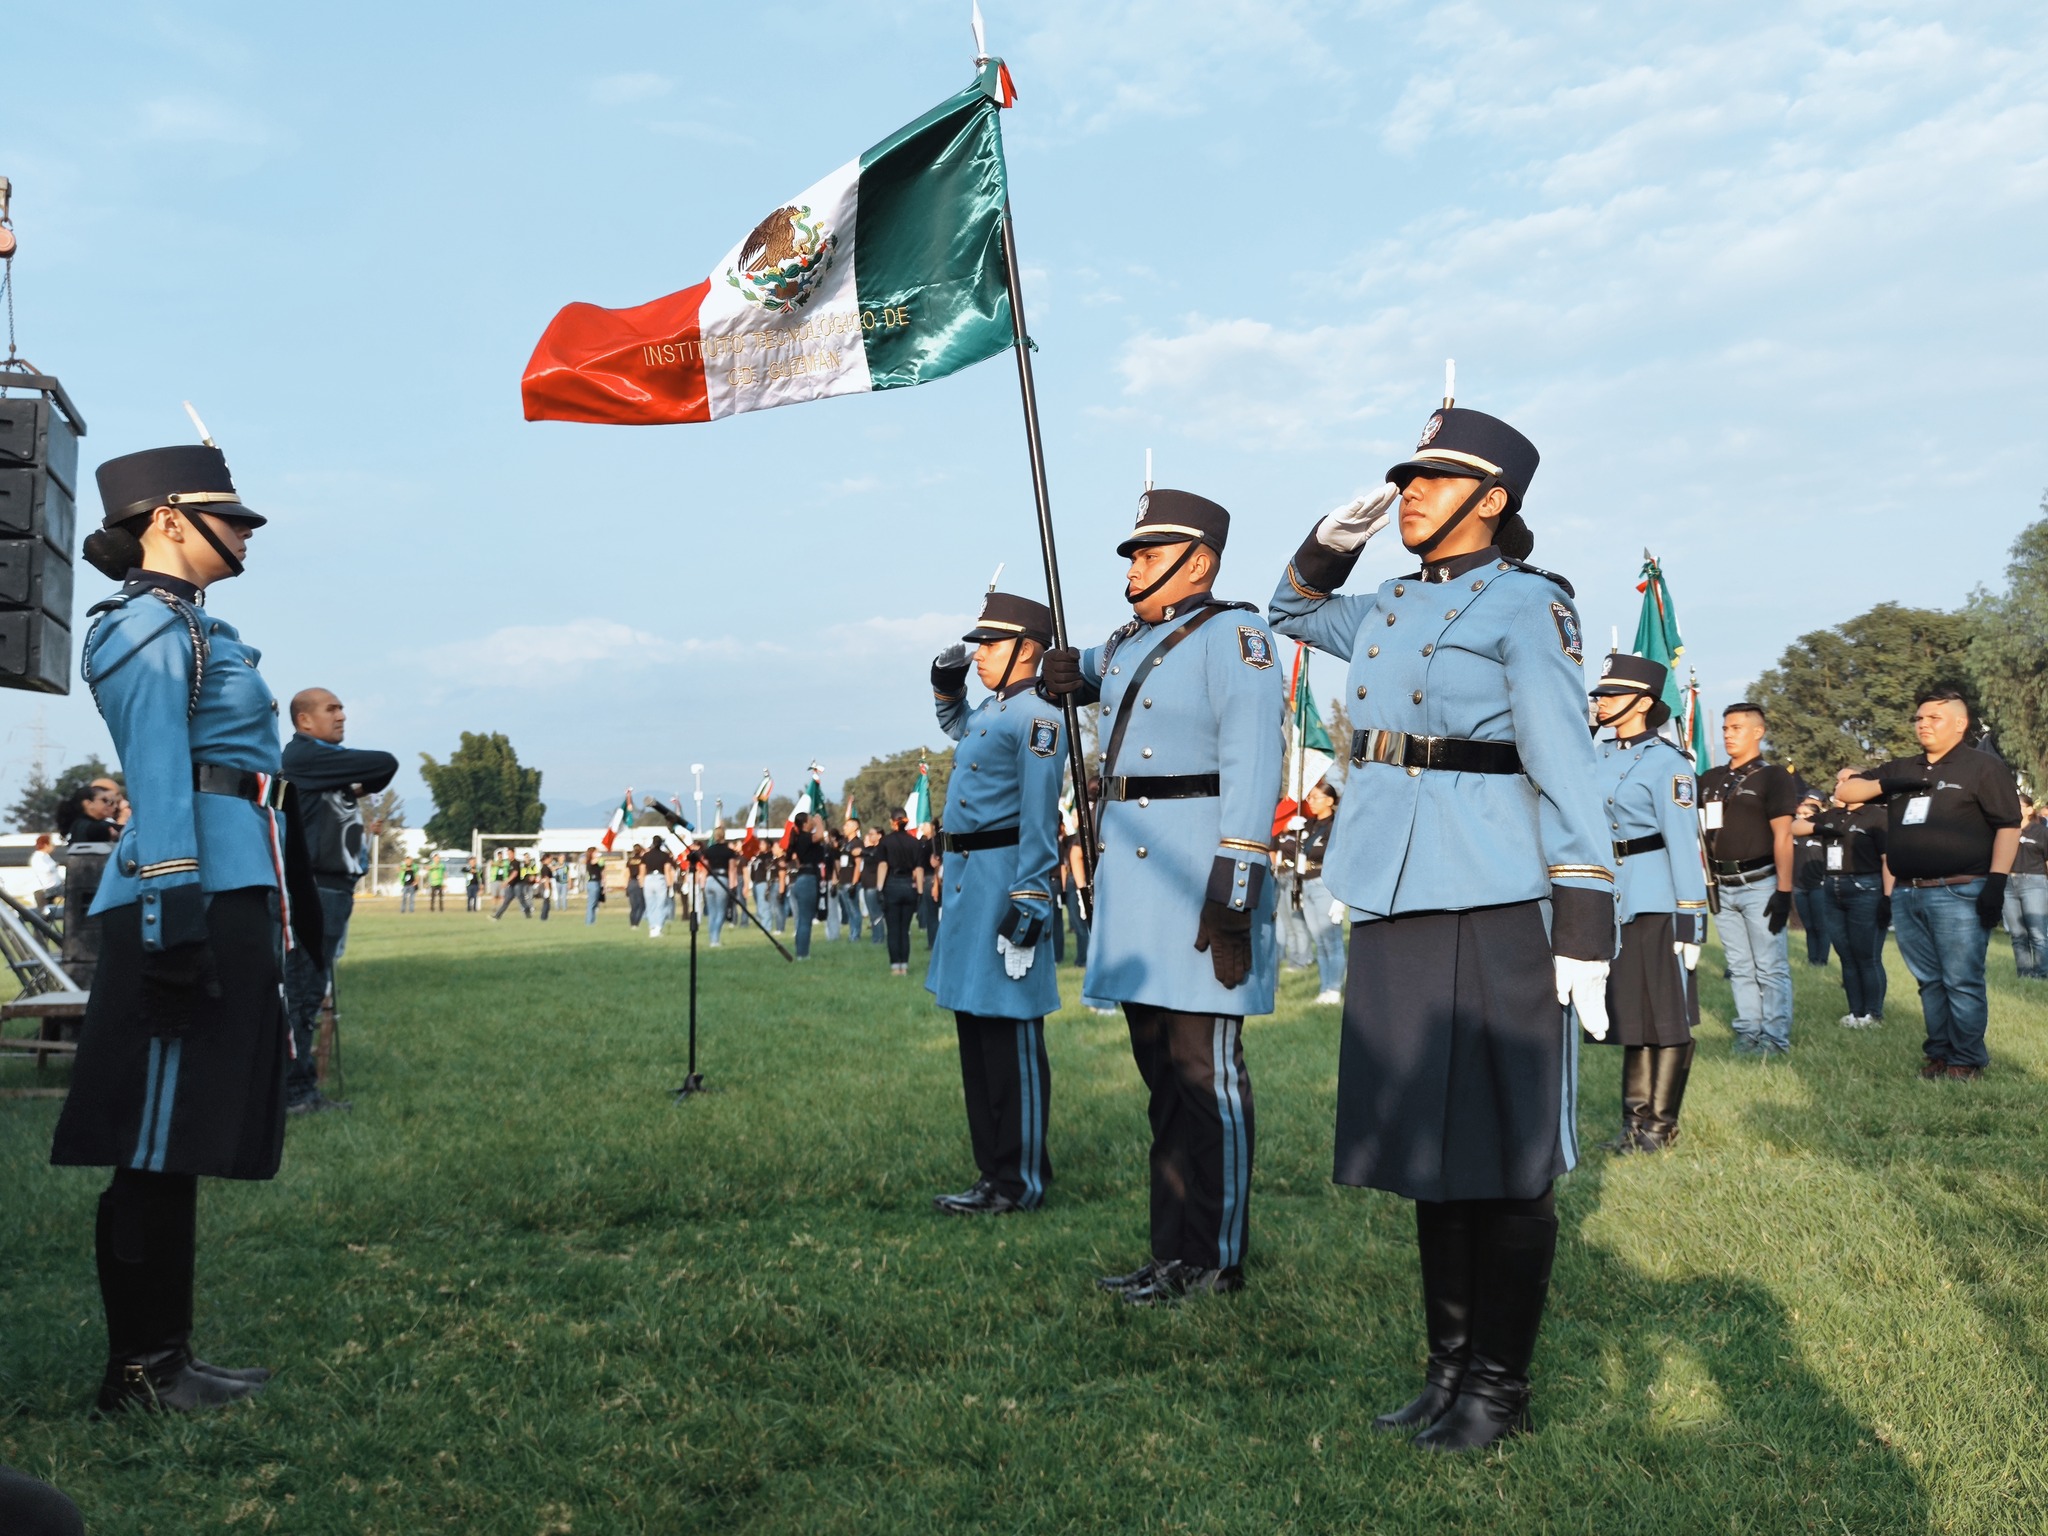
5,2,2045,827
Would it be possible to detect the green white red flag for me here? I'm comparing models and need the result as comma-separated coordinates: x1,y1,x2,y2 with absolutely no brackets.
521,61,1017,426
1633,553,1709,774
601,789,634,851
904,762,932,827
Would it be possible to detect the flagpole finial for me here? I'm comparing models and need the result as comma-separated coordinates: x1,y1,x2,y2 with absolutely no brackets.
971,0,988,61
1442,359,1455,409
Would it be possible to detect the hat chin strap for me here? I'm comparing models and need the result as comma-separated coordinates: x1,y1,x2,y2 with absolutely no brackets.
177,507,243,579
1125,540,1204,610
1408,473,1501,564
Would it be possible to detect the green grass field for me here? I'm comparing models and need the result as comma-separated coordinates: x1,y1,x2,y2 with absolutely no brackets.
4,901,2047,1534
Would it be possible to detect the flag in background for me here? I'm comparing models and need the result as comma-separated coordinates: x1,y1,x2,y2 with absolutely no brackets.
601,789,634,851
741,771,773,857
1274,645,1337,836
521,61,1017,427
801,765,827,818
1634,552,1710,773
904,762,932,827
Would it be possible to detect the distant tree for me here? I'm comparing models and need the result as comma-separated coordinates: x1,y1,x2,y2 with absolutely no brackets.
840,746,956,828
1748,603,1979,784
9,756,117,833
1968,500,2048,794
419,732,544,848
1324,694,1353,788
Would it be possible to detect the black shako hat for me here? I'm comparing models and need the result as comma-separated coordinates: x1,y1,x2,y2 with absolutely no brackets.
1116,488,1229,558
95,444,264,530
1385,407,1539,513
963,590,1053,647
1591,651,1672,729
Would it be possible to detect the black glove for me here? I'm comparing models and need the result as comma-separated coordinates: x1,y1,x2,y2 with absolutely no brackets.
1040,647,1085,698
1876,895,1891,932
930,643,970,695
1764,889,1793,935
138,940,221,1039
1977,873,2009,931
1194,899,1253,989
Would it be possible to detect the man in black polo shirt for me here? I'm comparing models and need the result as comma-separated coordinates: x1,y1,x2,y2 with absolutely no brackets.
1836,689,2020,1080
1791,795,1833,967
1698,703,1801,1055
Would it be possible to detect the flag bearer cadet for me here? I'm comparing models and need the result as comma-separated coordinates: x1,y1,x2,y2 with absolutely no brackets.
1268,396,1615,1450
52,442,321,1413
1041,490,1285,1306
924,591,1063,1215
1587,652,1709,1153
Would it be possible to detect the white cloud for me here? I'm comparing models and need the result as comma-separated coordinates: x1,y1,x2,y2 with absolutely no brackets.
135,95,271,147
417,619,746,687
820,613,977,656
589,71,672,105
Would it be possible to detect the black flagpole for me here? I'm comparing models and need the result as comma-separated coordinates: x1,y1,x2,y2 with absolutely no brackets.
999,200,1097,911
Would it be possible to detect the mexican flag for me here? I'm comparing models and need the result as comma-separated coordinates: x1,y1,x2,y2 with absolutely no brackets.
600,789,634,852
800,765,827,818
740,771,773,857
521,61,1017,427
1634,553,1710,773
904,762,932,827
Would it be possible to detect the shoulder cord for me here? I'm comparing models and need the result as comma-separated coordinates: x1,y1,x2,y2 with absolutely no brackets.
79,590,210,722
1099,604,1236,782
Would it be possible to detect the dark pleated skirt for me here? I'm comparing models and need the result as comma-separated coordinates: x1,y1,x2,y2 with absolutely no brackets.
1334,901,1573,1203
1605,911,1700,1048
52,888,288,1181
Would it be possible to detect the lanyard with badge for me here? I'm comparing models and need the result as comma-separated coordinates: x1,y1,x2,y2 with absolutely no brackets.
1701,760,1759,835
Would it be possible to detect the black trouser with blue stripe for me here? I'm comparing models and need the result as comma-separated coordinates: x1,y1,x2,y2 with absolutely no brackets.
1123,1004,1254,1272
953,1013,1051,1207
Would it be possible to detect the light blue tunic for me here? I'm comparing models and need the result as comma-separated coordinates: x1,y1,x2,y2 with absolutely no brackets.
925,680,1064,1020
1076,600,1286,1016
1597,732,1710,937
83,583,284,951
1268,557,1615,923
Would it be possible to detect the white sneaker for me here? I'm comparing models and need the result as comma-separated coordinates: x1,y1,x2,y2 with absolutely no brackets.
1838,1013,1860,1026
1314,989,1343,1005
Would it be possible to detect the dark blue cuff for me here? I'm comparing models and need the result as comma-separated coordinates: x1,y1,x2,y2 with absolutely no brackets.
1675,910,1708,946
146,884,210,952
998,906,1045,948
1207,855,1267,912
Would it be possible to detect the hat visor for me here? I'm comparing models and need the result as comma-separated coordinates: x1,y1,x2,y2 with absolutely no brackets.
186,499,265,529
962,624,1041,644
1114,528,1205,558
1385,458,1484,489
1588,681,1654,697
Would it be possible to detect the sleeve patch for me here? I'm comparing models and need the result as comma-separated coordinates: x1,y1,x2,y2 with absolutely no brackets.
1237,626,1275,669
1029,718,1060,757
1549,602,1583,666
1673,775,1695,808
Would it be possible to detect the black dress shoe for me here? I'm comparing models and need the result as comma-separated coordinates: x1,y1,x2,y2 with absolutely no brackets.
1120,1260,1244,1307
1095,1258,1159,1293
96,1349,263,1414
934,1182,1021,1216
287,1091,352,1117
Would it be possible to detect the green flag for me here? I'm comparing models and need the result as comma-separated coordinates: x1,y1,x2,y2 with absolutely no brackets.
1634,553,1709,773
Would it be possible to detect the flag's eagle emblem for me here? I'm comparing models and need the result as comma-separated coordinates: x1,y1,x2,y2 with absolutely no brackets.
727,204,838,314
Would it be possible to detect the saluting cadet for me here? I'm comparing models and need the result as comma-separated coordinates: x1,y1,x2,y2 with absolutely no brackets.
924,591,1064,1215
1042,490,1284,1306
1588,653,1709,1153
1269,394,1615,1451
52,442,320,1413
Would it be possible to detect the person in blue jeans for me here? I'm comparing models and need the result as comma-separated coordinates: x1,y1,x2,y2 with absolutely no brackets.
1698,705,1800,1055
1836,690,2021,1080
787,813,827,959
2001,803,2048,978
1800,798,1890,1025
584,849,605,924
1790,813,1833,966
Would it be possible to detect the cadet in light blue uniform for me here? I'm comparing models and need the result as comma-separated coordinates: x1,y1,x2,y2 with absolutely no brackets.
924,591,1063,1215
1042,489,1285,1306
52,442,318,1415
1589,652,1710,1154
1269,396,1614,1451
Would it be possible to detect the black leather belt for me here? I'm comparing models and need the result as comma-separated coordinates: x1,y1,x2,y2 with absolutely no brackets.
1351,728,1522,775
193,763,287,808
947,826,1020,854
1711,856,1776,885
1614,833,1666,859
1100,773,1221,802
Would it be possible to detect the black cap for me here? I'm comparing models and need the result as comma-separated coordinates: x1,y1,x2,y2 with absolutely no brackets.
94,444,264,530
1116,488,1228,558
1591,651,1672,729
1589,651,1669,698
963,590,1053,646
1385,407,1539,511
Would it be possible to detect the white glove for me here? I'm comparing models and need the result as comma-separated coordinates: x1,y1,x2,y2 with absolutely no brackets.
1674,941,1700,972
1555,956,1611,1041
997,934,1035,979
1286,814,1307,832
1314,483,1399,554
1328,898,1348,927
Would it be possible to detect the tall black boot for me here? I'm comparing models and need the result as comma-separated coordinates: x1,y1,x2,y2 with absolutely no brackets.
1413,1201,1556,1452
1601,1047,1652,1153
1373,1201,1474,1431
1639,1042,1694,1151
